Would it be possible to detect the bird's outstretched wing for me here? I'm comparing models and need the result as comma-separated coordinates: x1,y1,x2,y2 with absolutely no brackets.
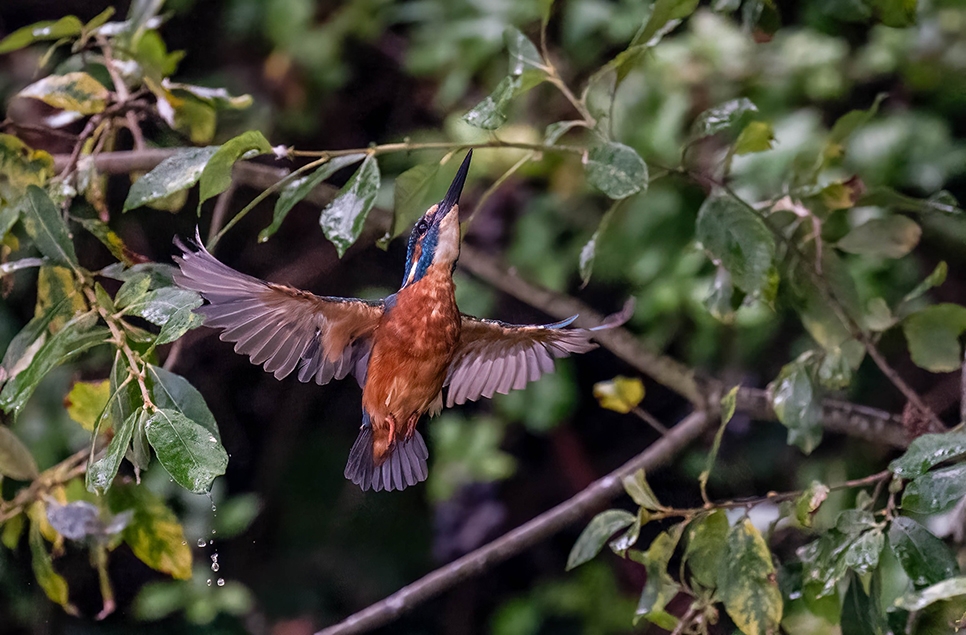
444,300,633,407
173,234,384,385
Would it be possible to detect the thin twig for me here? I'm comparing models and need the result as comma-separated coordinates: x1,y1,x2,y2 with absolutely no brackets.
462,151,534,230
632,406,669,435
314,410,711,635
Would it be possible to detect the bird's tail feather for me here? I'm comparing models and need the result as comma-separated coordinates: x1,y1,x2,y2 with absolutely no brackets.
344,420,429,492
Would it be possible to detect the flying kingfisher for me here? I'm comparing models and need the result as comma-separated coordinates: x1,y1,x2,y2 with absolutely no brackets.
173,151,632,492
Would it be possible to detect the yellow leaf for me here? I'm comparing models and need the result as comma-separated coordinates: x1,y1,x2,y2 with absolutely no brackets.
719,519,782,635
36,265,87,333
0,134,53,203
65,379,111,431
593,376,645,413
18,72,109,115
27,501,77,613
108,483,192,580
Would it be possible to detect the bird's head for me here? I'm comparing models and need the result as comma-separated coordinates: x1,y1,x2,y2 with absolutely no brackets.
401,150,472,288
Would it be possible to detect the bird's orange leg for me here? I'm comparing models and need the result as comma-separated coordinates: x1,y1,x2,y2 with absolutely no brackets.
386,414,398,447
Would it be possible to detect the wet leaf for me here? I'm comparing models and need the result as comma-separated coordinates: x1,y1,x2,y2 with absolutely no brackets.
566,509,636,570
87,409,142,494
145,408,227,493
1,292,77,383
718,519,782,635
163,81,253,110
837,216,921,258
386,162,440,244
799,532,852,597
901,463,966,514
0,425,39,480
691,98,758,141
121,287,203,327
585,142,647,200
795,482,830,528
18,72,109,115
836,509,878,535
890,431,966,478
770,358,822,454
198,131,273,208
21,186,79,270
622,469,663,510
894,576,966,611
28,504,75,612
579,201,621,284
0,312,108,418
107,482,192,579
145,365,220,440
696,191,776,296
462,75,521,130
154,305,204,346
635,525,684,628
65,379,110,431
76,217,139,265
504,27,544,76
902,303,966,373
684,510,728,590
319,154,380,257
544,120,583,145
123,146,218,212
858,187,962,216
593,376,644,414
36,265,87,332
888,516,958,588
734,121,775,155
0,16,83,53
816,346,852,389
260,154,365,243
633,0,699,50
842,529,883,575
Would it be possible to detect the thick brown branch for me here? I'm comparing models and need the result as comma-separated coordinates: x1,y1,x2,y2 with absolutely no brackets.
314,410,710,635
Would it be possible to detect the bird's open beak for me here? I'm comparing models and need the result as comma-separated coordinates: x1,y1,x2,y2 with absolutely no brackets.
436,150,472,219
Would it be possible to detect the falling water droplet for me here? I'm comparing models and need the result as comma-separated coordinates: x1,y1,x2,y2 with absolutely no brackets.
211,562,220,572
206,579,212,587
197,539,207,547
217,578,225,587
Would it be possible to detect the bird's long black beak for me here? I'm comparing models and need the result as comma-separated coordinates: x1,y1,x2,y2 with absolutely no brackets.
438,150,472,216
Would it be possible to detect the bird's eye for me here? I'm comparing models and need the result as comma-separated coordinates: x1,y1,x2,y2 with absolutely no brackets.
416,219,428,234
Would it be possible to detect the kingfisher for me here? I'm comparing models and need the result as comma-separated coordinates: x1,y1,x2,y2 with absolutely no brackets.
173,151,632,492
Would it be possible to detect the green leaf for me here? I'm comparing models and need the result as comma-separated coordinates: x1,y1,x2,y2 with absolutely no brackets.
593,375,645,414
319,154,380,258
114,272,153,309
690,98,758,141
634,0,699,48
163,81,253,110
65,379,111,431
872,0,917,28
816,346,852,390
836,510,878,535
799,532,852,597
386,162,440,244
719,519,783,635
198,130,273,208
829,94,886,145
0,425,39,480
504,27,544,76
900,261,947,309
837,216,921,258
121,287,203,326
462,75,521,130
890,431,966,478
622,468,663,510
700,387,739,499
259,154,365,243
842,529,884,576
76,217,136,265
585,142,647,200
154,306,204,346
888,516,958,588
566,509,636,570
770,358,822,454
27,505,75,612
123,146,219,212
579,200,623,285
734,121,775,155
21,185,79,270
901,463,966,514
696,191,776,296
18,72,109,115
0,17,83,54
902,304,966,373
894,576,966,611
0,312,108,418
544,120,583,145
145,408,227,493
87,409,142,494
107,482,192,579
795,482,830,528
36,265,87,333
841,572,886,635
684,510,728,590
858,187,962,216
635,525,684,628
145,365,220,440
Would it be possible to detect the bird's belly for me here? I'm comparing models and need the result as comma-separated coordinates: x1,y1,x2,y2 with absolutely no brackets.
362,283,460,428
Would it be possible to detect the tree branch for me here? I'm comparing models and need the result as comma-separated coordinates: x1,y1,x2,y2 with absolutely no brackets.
314,410,710,635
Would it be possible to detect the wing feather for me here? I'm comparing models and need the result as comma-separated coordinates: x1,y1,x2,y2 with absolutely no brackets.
173,233,384,385
444,301,633,407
